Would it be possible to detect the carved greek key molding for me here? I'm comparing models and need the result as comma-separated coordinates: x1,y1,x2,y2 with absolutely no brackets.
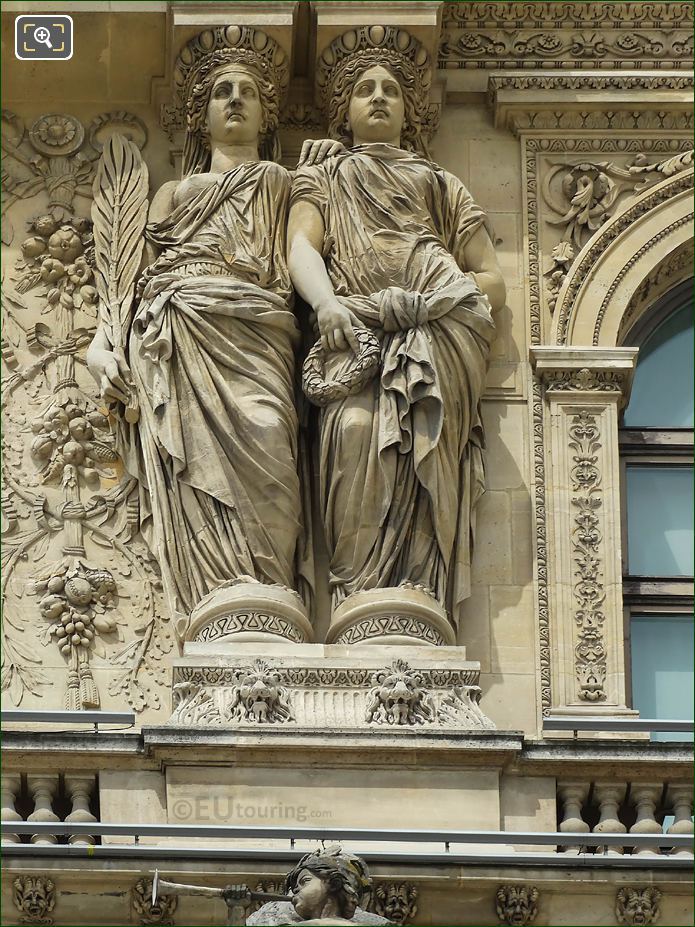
567,411,606,702
334,615,448,646
194,613,307,644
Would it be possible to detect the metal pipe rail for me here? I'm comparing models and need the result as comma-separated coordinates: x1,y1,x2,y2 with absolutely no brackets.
3,822,692,849
1,709,135,732
542,717,694,734
1,843,691,870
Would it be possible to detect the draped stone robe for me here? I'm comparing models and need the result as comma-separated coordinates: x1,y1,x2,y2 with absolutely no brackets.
124,161,302,624
292,144,496,621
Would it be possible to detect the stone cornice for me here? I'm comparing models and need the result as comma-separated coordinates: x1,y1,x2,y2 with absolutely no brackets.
442,2,692,30
530,347,638,397
487,70,694,131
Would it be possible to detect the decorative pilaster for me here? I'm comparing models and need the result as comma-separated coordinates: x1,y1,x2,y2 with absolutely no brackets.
27,775,60,846
530,347,638,719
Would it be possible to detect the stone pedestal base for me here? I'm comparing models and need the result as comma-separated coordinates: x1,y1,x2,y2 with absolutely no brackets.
170,642,493,732
326,587,456,646
185,582,313,645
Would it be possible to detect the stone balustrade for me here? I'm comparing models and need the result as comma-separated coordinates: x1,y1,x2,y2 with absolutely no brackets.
557,779,693,857
3,773,98,846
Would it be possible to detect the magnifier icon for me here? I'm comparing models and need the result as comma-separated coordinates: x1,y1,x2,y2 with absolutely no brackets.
33,26,53,49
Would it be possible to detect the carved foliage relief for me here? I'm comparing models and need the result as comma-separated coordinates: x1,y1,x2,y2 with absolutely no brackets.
567,411,606,702
440,3,693,70
1,111,172,715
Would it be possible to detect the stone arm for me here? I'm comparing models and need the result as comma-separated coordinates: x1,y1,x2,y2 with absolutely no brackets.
461,225,506,314
287,200,362,354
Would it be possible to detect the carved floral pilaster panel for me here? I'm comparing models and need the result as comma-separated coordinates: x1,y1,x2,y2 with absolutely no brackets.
1,111,172,717
539,371,631,712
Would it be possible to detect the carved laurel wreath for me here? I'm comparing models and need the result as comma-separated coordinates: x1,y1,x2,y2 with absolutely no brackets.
302,328,381,407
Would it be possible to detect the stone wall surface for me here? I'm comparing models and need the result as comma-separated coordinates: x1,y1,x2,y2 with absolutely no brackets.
1,2,693,925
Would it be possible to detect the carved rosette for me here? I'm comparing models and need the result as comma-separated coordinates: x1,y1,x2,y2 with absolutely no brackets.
170,656,494,732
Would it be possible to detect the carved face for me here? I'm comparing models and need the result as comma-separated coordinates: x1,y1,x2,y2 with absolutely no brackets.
205,66,263,147
291,869,330,920
375,883,417,923
617,888,660,926
347,64,405,145
496,886,538,927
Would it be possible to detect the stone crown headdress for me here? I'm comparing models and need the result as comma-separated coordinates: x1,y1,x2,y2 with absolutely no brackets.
316,25,432,117
174,25,290,110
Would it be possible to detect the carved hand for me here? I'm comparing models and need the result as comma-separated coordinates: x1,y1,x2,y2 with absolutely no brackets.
298,138,345,168
86,330,132,405
315,299,363,353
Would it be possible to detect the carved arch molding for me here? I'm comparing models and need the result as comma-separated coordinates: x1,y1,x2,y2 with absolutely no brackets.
553,167,694,348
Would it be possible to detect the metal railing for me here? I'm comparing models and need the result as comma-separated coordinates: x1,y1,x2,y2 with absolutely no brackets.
1,710,135,732
3,821,691,861
542,717,694,736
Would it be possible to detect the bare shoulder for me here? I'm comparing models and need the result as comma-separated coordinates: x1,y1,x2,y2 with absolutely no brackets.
149,180,179,223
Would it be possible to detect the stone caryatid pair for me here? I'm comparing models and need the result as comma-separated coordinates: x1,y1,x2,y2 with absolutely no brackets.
87,24,505,650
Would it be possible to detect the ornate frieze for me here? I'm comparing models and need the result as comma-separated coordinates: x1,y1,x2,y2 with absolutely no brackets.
441,3,693,71
170,655,493,731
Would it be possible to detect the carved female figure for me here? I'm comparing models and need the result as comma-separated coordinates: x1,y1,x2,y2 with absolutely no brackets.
288,28,505,643
88,28,309,639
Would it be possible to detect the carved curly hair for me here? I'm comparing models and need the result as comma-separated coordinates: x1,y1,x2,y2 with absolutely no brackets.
326,54,427,156
183,56,281,175
284,856,361,920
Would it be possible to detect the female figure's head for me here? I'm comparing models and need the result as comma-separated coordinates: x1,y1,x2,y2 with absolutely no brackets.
319,26,432,155
175,27,288,176
184,60,280,174
329,58,421,152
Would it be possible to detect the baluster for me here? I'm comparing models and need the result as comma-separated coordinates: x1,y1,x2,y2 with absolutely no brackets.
1,774,23,843
27,775,60,845
629,782,663,856
65,775,97,846
558,781,589,855
593,782,627,855
666,784,693,857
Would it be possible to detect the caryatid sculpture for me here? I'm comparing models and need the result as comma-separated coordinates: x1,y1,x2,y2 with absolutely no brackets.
87,26,312,644
288,27,506,646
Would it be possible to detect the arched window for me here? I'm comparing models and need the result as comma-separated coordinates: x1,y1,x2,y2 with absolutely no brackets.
620,280,694,741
